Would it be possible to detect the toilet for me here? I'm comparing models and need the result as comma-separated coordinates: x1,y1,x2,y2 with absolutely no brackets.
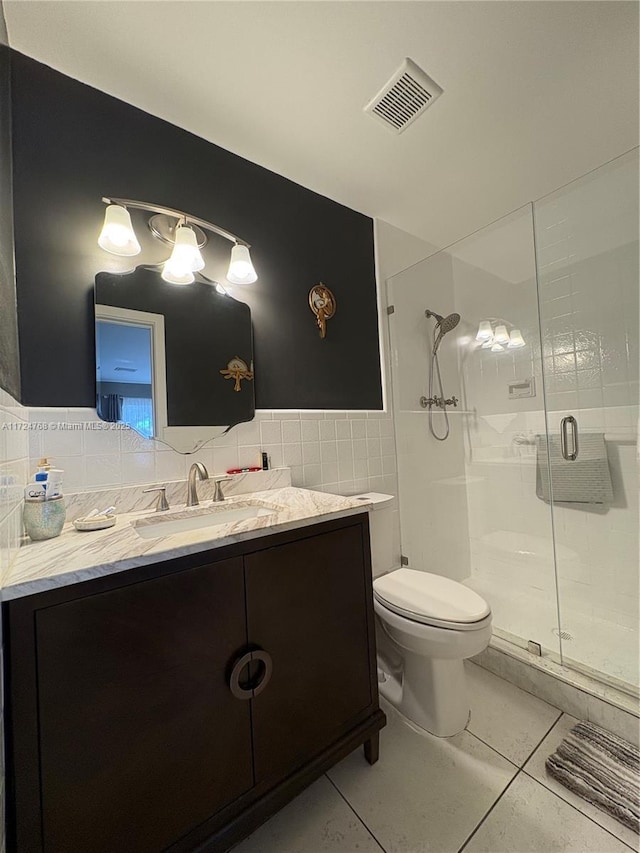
359,493,492,738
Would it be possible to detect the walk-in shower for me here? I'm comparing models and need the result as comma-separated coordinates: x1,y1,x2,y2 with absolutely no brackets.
388,149,639,702
423,309,460,441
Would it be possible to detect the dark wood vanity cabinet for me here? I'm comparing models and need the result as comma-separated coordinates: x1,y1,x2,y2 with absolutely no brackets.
3,514,385,853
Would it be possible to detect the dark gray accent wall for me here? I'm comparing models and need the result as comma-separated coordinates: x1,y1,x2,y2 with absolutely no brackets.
0,20,20,400
10,52,382,411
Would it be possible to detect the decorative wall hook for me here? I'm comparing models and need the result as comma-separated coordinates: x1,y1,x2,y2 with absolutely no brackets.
220,357,254,392
309,284,336,339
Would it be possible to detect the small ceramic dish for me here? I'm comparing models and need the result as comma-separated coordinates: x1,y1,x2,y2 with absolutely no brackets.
73,516,117,532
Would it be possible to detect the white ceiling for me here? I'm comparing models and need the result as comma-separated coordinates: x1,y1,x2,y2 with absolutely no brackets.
4,1,639,250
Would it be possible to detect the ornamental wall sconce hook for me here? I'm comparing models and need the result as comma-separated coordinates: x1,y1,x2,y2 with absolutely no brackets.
309,284,336,339
220,357,254,392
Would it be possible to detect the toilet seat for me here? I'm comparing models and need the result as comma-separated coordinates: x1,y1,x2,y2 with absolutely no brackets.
373,569,491,632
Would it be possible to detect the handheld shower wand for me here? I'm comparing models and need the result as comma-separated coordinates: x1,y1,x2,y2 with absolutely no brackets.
423,309,460,441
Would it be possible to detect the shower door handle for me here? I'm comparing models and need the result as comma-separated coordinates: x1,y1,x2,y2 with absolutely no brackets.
560,416,579,461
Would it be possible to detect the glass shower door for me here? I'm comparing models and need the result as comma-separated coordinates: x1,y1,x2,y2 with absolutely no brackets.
534,149,639,694
388,204,563,662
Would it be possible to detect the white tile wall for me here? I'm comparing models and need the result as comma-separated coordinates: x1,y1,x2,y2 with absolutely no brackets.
0,388,28,581
25,406,398,498
0,387,29,853
23,404,402,570
387,232,471,581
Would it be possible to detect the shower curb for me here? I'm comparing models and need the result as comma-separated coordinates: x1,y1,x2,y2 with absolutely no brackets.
473,638,639,747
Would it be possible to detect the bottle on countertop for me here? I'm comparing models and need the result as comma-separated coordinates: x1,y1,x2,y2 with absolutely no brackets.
32,457,64,498
24,457,66,540
34,457,52,482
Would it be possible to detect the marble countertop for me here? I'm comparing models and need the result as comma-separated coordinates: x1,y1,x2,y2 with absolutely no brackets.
3,487,372,601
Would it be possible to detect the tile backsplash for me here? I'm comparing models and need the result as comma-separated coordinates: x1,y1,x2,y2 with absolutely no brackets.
0,388,29,582
26,407,398,500
0,387,29,853
2,396,400,578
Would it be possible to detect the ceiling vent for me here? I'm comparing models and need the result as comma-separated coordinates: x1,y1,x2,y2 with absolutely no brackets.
364,58,443,134
114,366,138,373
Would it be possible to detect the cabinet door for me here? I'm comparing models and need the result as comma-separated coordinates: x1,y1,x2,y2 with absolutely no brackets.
245,524,373,782
36,558,252,853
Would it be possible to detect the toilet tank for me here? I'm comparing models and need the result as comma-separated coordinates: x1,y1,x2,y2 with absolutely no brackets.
353,493,395,578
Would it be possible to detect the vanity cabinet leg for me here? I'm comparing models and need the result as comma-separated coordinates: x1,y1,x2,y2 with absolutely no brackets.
364,733,379,765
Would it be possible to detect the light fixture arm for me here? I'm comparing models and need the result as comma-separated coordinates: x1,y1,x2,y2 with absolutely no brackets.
101,197,250,247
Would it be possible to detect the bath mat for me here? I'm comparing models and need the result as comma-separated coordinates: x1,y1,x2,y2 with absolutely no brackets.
545,720,639,833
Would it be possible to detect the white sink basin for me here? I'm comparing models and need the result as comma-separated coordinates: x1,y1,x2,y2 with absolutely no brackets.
132,502,278,540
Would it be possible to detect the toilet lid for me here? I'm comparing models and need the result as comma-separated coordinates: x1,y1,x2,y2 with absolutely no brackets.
373,569,490,625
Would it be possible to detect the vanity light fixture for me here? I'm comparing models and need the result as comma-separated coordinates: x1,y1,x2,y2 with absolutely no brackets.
98,197,258,286
475,319,527,352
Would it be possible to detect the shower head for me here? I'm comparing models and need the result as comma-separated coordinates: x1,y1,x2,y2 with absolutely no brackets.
438,313,461,335
426,309,461,352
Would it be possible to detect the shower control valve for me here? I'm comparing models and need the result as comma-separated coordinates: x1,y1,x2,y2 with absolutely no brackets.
420,395,458,409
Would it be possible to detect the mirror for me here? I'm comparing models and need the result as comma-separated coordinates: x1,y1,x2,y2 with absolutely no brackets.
95,267,255,453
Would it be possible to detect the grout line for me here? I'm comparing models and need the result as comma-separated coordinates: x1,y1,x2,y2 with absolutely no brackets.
465,702,563,769
325,773,388,853
457,712,565,853
520,769,639,852
520,709,564,765
463,729,520,769
457,770,522,853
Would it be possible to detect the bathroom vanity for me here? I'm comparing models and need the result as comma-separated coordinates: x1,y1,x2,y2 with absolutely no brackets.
3,490,384,853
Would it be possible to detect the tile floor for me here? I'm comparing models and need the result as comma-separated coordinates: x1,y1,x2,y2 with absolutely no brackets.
232,662,639,853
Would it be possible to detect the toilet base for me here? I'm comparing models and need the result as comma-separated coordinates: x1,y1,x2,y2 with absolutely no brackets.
378,653,470,738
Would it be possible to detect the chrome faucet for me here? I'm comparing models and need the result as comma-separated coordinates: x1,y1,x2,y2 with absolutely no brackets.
187,462,209,507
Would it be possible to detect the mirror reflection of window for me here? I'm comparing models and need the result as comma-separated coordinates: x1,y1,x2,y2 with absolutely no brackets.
94,269,255,453
96,320,155,439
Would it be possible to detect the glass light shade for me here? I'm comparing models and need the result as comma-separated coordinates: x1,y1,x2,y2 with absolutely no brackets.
507,329,526,348
167,225,205,272
475,320,493,341
227,244,258,284
98,205,141,256
491,342,505,352
162,258,195,285
493,324,510,345
482,339,494,349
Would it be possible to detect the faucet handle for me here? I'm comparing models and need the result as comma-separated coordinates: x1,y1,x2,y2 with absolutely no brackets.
212,476,233,502
143,486,170,512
